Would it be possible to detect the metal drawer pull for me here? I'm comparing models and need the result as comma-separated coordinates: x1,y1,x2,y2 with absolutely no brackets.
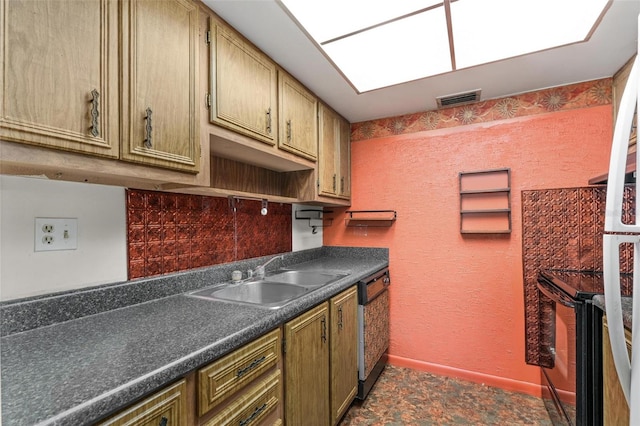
338,306,343,330
236,355,266,378
341,177,344,194
321,315,327,343
144,107,153,148
266,108,272,134
239,403,268,426
159,417,168,426
286,119,292,141
332,174,336,192
89,89,100,137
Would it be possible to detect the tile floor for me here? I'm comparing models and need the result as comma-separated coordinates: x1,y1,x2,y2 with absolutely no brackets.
340,365,556,425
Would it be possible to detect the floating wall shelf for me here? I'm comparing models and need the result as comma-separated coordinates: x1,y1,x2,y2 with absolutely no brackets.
345,210,397,227
295,209,333,234
459,168,511,234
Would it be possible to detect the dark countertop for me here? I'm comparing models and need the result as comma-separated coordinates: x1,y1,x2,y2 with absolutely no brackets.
0,247,388,425
592,294,633,330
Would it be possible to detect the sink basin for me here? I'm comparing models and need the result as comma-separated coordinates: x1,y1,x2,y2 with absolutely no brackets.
188,281,309,309
264,270,347,289
186,270,348,309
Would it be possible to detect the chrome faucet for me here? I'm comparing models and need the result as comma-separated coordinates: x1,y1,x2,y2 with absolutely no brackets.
251,255,283,279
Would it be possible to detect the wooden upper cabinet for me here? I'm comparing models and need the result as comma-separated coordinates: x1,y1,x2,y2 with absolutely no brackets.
338,117,351,198
209,18,278,145
120,0,200,173
0,0,119,157
318,104,351,199
319,105,339,196
278,71,318,161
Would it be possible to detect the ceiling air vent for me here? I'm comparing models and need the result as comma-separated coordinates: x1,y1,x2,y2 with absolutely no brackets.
436,89,482,108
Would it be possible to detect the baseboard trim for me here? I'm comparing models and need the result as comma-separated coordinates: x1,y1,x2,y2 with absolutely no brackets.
387,354,546,398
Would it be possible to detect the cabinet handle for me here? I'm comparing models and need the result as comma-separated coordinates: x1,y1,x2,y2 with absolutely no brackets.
332,174,337,192
338,306,343,330
266,108,272,134
286,119,292,142
321,315,327,343
159,417,168,426
144,107,153,149
236,355,266,378
341,177,345,194
239,403,267,426
89,89,100,137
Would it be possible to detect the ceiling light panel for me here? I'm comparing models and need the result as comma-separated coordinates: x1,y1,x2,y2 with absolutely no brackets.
278,0,610,93
280,0,442,43
322,8,452,92
451,0,610,69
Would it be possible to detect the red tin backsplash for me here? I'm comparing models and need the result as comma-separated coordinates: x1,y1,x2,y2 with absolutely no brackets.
521,186,634,366
126,190,291,280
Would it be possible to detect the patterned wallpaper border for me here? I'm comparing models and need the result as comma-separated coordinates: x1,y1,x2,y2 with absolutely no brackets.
351,78,612,142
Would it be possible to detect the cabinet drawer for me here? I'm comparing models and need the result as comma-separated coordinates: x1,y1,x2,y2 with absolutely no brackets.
199,328,281,416
203,369,281,426
98,380,187,426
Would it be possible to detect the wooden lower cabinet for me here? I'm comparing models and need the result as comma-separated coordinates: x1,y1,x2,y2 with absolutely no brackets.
98,289,359,426
203,369,281,426
284,302,330,426
284,286,358,426
603,316,632,426
98,380,188,426
198,329,281,416
101,329,283,426
197,328,283,426
329,286,358,425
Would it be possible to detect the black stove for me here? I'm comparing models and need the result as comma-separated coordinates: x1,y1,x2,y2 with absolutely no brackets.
537,269,608,426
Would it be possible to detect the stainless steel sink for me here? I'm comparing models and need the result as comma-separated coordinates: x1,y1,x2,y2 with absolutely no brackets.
264,270,347,289
188,281,309,309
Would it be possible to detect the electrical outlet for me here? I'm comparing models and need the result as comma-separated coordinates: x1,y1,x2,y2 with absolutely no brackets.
35,218,78,252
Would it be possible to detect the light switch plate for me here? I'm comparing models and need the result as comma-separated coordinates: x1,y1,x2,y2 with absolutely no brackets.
34,218,78,252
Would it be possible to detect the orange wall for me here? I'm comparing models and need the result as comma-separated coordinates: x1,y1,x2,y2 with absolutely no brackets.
324,105,613,395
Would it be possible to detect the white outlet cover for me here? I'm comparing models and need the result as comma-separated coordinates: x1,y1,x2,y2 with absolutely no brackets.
34,218,78,252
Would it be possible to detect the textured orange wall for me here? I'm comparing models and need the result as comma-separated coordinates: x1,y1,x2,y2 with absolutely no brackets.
324,105,613,395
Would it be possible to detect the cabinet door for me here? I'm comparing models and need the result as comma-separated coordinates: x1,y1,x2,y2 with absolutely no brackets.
338,117,351,198
318,105,351,200
278,72,318,161
284,302,329,426
121,0,200,173
603,316,632,426
0,0,119,157
318,105,339,197
210,20,277,145
330,286,358,425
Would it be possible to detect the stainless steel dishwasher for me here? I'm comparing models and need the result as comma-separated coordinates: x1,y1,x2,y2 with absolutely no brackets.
357,267,391,399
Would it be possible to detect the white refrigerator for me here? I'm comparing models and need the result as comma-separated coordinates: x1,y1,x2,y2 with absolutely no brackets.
603,19,640,425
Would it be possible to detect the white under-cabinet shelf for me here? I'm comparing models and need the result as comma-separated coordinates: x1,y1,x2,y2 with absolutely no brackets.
295,209,333,234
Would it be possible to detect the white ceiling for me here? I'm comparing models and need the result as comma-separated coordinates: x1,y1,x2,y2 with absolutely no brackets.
202,0,640,123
